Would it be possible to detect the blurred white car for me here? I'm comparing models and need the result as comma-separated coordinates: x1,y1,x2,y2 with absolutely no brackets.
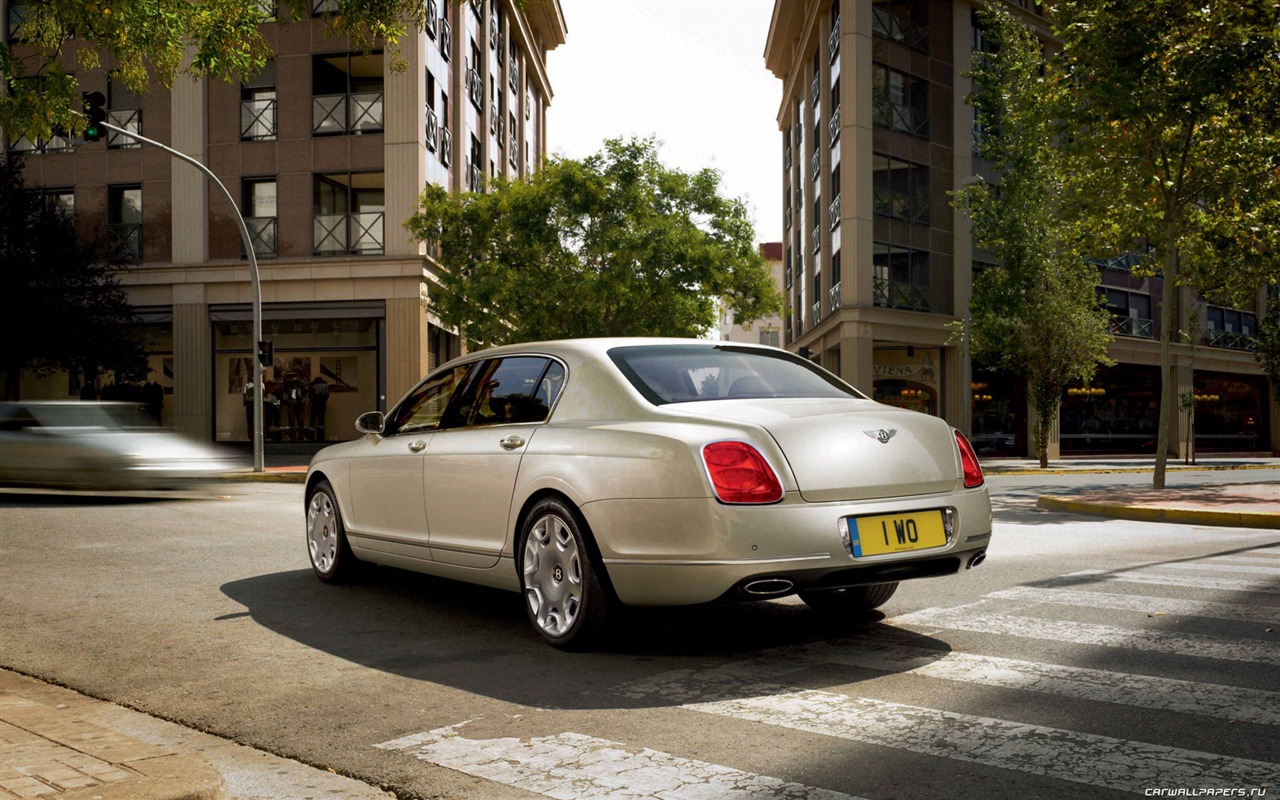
0,401,240,489
305,339,992,648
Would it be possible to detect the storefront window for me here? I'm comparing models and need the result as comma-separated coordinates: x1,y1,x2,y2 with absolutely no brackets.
969,368,1022,455
872,347,940,416
1060,365,1160,453
214,316,379,444
1194,372,1267,452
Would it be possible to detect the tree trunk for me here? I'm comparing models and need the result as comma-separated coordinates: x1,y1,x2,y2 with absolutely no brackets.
1153,244,1178,490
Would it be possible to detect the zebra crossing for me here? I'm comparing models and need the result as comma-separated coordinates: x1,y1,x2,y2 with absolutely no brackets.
378,549,1280,798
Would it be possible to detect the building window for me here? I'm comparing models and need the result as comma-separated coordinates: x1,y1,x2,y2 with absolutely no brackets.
36,188,75,219
426,69,439,151
1205,305,1258,350
313,173,384,256
108,185,142,262
312,52,384,135
243,178,278,258
107,75,142,149
872,1,930,51
872,154,930,224
10,77,72,154
829,250,841,310
873,242,930,311
1103,289,1153,339
241,61,277,141
872,63,929,138
759,329,781,348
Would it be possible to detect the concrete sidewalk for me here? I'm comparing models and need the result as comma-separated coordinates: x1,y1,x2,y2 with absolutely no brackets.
0,670,392,800
1036,482,1280,529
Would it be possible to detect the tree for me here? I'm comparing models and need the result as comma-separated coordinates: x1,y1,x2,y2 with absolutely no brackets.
1253,301,1280,413
1055,0,1280,488
954,4,1113,469
406,137,782,347
1,0,428,144
0,155,147,399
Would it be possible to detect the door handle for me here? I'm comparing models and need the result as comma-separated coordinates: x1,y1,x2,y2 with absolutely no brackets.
408,440,427,452
500,435,526,451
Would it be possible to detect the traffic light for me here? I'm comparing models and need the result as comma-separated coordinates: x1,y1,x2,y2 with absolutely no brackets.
82,91,107,142
256,339,274,368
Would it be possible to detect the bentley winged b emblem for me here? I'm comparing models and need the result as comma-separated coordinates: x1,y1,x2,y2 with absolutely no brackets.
864,428,898,444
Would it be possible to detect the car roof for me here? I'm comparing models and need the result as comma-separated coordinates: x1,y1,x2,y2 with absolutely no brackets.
436,337,779,369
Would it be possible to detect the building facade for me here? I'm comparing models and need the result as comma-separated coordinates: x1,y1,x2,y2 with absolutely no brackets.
4,0,567,447
764,0,1274,457
716,242,786,346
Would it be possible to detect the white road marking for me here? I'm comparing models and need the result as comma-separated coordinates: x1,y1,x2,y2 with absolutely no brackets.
987,585,1280,624
375,721,863,800
818,639,1280,726
1155,562,1280,576
1062,569,1280,595
622,671,1279,794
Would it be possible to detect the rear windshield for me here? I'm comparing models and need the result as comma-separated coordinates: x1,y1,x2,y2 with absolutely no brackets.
608,345,866,405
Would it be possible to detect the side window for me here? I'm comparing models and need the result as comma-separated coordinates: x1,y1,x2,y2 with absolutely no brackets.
385,364,474,435
459,357,559,427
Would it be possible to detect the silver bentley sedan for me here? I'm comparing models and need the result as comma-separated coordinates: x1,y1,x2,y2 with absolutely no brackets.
304,338,992,648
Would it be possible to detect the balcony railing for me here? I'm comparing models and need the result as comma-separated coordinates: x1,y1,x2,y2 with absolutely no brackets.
873,186,931,225
509,131,519,165
872,4,929,51
874,100,930,138
12,131,72,154
426,106,439,151
829,282,842,311
107,109,141,149
873,277,931,312
828,18,840,62
810,74,820,105
1109,315,1154,339
509,61,520,93
828,105,841,144
440,128,452,166
311,0,338,13
812,227,821,255
467,162,483,193
811,151,820,182
1207,328,1256,351
829,194,841,229
313,212,384,255
466,67,483,109
109,223,141,262
440,18,451,59
241,97,277,141
425,0,438,37
242,217,278,258
811,302,821,326
784,144,792,171
313,92,384,135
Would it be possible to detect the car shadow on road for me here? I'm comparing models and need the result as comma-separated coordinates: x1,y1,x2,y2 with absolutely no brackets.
0,489,211,507
219,565,950,710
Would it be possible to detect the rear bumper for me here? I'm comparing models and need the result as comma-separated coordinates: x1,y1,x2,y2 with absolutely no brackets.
587,488,992,606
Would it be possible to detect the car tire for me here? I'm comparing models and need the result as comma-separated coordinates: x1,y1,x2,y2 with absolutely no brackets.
306,480,358,584
518,497,611,650
798,581,899,614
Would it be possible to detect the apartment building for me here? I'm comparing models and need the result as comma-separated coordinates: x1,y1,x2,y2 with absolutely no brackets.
717,242,786,346
764,0,1273,457
4,0,567,446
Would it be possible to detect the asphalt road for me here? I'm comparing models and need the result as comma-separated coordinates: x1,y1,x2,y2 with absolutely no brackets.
1,471,1278,799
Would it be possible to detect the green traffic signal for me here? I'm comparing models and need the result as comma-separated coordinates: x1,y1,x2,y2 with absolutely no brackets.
82,91,107,143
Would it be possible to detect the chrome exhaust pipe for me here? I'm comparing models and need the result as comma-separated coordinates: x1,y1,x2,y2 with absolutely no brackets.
743,578,795,596
967,551,987,569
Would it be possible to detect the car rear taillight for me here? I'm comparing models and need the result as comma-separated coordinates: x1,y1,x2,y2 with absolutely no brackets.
955,430,985,488
702,441,784,504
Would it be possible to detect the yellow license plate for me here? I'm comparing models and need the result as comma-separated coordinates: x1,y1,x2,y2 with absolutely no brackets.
848,510,947,557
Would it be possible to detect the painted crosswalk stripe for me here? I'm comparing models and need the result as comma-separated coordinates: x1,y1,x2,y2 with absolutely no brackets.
622,671,1279,794
1156,562,1280,576
1063,569,1280,595
987,585,1279,624
890,607,1280,665
816,639,1280,726
375,721,863,800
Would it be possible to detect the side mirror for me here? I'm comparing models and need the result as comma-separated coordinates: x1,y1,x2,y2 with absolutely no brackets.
355,411,385,435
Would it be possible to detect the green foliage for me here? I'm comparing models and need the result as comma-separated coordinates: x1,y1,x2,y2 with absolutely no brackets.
0,156,148,398
954,4,1113,467
1,0,429,144
406,137,782,347
1055,0,1280,484
1253,302,1280,404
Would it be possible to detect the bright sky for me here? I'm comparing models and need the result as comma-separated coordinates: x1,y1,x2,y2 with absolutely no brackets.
545,0,783,245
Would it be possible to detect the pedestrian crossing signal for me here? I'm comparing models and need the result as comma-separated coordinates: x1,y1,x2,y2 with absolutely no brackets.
257,339,274,368
82,91,107,142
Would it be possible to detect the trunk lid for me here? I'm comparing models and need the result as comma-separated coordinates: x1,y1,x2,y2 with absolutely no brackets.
675,398,961,502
